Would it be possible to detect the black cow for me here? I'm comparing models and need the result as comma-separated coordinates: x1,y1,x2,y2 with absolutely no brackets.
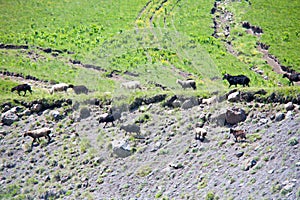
69,85,89,94
11,84,32,96
223,74,250,88
283,73,300,86
99,114,115,128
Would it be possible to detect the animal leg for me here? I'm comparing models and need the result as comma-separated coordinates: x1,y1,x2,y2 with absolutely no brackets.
23,91,26,96
32,138,37,146
103,123,107,128
47,134,51,143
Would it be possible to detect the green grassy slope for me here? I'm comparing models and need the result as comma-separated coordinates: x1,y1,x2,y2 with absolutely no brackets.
0,0,299,103
242,0,300,71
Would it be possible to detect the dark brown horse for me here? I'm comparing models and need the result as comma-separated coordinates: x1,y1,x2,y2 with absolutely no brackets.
11,84,32,96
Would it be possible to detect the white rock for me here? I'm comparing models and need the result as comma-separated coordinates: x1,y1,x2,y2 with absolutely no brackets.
227,91,240,102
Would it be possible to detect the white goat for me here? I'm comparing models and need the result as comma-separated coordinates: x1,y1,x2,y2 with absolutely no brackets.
49,83,70,95
121,81,141,90
176,79,196,90
194,127,207,142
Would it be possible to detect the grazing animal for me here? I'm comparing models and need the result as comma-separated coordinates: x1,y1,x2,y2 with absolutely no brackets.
195,127,207,142
69,85,89,94
11,84,32,96
49,83,71,95
282,73,300,86
99,113,115,128
120,124,141,134
176,79,196,90
222,74,250,88
121,81,141,90
230,128,246,142
24,127,52,146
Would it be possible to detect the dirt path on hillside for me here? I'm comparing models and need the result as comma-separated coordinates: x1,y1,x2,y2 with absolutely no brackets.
211,0,299,85
257,45,285,74
0,73,51,91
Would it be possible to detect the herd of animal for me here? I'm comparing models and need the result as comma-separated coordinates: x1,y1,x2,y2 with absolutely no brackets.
10,72,300,97
11,83,89,96
8,71,299,147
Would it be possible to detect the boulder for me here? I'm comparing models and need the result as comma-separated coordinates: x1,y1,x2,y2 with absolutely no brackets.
111,140,133,158
1,110,19,125
2,105,11,112
242,159,257,171
0,130,7,137
286,111,294,119
227,91,240,102
225,108,247,125
275,112,285,122
79,107,90,119
162,95,177,108
31,103,43,113
202,95,218,105
181,97,199,109
172,100,181,108
120,124,140,134
209,109,226,126
21,109,31,116
50,110,62,121
10,106,22,113
285,102,294,111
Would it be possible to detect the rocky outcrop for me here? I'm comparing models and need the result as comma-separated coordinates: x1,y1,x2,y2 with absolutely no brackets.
1,109,19,125
111,140,134,158
225,107,247,125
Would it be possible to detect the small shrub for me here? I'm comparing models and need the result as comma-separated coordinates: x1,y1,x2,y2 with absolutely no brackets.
155,191,162,199
288,137,298,146
206,191,218,200
65,190,72,196
250,178,256,184
198,178,208,189
136,165,152,177
263,156,269,162
247,133,262,142
80,138,91,153
96,177,104,184
0,184,20,198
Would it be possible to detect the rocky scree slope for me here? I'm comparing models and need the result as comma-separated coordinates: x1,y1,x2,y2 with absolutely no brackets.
0,94,299,199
